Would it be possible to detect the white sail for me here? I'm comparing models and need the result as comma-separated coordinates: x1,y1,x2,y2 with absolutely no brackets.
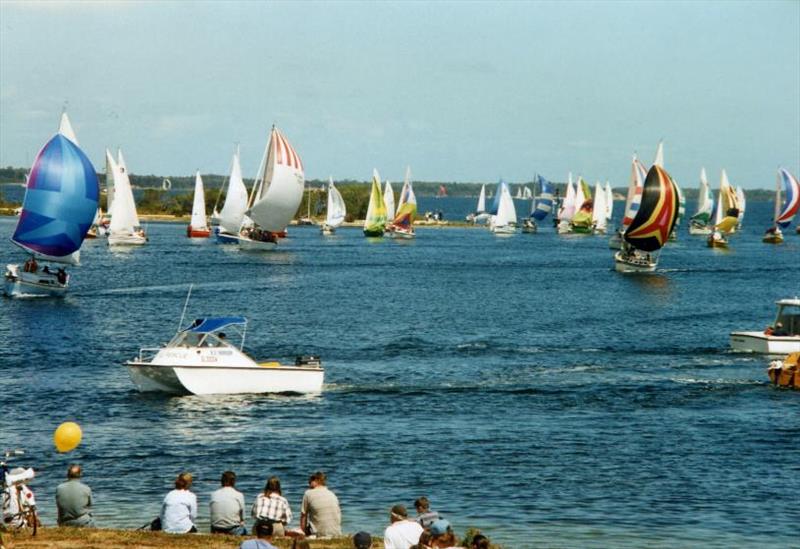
653,140,664,168
325,177,346,228
697,168,712,216
713,190,724,226
190,171,208,231
58,112,78,145
604,181,613,220
575,177,586,210
559,174,576,222
107,149,141,234
495,182,517,227
247,126,305,232
219,148,249,235
736,186,746,224
522,186,533,200
383,180,395,220
105,152,116,213
476,184,486,213
592,182,607,232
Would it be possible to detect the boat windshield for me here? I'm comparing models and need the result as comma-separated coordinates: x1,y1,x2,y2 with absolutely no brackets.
774,304,800,336
168,331,238,349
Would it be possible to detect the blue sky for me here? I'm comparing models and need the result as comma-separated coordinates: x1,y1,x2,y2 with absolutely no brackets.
1,1,798,188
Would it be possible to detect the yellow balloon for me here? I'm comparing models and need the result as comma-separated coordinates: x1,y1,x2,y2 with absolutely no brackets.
54,422,82,453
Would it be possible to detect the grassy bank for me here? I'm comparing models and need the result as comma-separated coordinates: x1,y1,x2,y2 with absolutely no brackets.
2,528,373,549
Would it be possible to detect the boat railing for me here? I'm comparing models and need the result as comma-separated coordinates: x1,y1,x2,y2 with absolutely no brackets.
137,348,162,363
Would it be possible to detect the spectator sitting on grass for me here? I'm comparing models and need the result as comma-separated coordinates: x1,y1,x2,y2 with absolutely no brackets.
240,520,278,549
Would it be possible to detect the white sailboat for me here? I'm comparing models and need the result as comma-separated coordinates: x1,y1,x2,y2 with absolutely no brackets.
467,183,490,223
239,126,305,251
736,186,746,229
557,173,576,234
689,168,714,235
322,177,346,235
490,181,517,234
187,171,210,237
383,180,395,222
592,181,608,234
604,181,613,221
707,169,740,248
216,147,250,243
107,149,147,246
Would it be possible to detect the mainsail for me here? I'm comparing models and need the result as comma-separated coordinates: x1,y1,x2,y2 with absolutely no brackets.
364,169,387,234
690,168,713,227
531,175,554,221
591,181,607,232
218,147,249,235
475,184,486,214
247,126,305,232
714,169,740,233
107,149,142,236
11,115,99,265
383,180,395,221
774,168,800,228
190,171,208,231
325,177,346,228
623,165,680,252
622,155,647,227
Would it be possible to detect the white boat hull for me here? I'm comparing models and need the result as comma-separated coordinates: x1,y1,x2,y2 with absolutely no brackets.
238,235,277,251
321,224,336,235
126,362,324,395
689,225,712,235
613,251,656,273
491,224,516,235
4,264,68,298
729,331,800,355
108,232,147,246
387,228,415,239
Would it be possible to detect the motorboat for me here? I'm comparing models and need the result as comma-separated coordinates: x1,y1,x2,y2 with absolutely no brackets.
768,353,799,389
126,316,324,395
730,298,800,354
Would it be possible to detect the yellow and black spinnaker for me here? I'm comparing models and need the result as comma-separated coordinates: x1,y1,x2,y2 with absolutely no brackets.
623,165,680,252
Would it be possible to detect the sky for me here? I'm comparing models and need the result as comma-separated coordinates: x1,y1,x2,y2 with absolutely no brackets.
0,0,798,189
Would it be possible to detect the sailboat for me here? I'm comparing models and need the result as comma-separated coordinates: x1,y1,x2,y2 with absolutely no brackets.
523,175,554,233
388,167,417,238
689,168,714,235
514,186,523,199
490,180,517,234
591,181,608,234
557,173,576,234
610,155,647,248
216,147,250,243
240,126,305,251
187,171,210,237
436,184,447,198
363,169,387,237
604,181,614,222
736,186,746,229
763,168,800,244
383,180,395,222
107,149,147,245
4,111,99,298
467,184,489,223
614,165,680,273
321,177,346,235
570,178,593,234
522,186,533,200
707,169,740,248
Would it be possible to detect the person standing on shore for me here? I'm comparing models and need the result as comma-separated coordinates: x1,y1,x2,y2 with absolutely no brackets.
251,476,292,536
55,464,94,527
384,504,423,549
161,472,197,534
210,470,246,535
299,471,341,537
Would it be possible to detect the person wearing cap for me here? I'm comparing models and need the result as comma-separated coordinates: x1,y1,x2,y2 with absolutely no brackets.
55,464,95,527
384,504,423,549
161,472,197,534
428,519,460,548
299,471,341,537
353,530,372,549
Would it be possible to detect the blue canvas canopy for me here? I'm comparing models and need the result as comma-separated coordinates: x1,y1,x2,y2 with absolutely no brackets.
184,317,247,333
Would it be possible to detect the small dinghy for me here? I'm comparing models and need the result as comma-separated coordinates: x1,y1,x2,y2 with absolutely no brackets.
730,298,800,354
126,316,324,395
768,353,800,390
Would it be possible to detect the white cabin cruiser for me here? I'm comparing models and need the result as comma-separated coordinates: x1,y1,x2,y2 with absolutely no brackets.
126,317,323,395
730,298,800,354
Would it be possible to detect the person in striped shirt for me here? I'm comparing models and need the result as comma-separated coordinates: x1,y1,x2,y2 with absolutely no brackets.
414,496,441,529
251,477,292,537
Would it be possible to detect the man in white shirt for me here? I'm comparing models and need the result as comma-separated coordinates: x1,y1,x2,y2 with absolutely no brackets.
383,504,423,549
210,471,246,535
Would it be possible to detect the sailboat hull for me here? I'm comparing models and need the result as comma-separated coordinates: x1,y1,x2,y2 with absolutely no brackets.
187,226,211,238
4,264,68,298
215,229,240,244
689,225,712,236
762,233,784,244
613,251,657,273
108,232,147,246
321,224,336,235
238,235,278,251
363,228,384,237
387,227,415,239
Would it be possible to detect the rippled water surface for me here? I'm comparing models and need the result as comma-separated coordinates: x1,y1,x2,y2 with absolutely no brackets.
1,200,798,548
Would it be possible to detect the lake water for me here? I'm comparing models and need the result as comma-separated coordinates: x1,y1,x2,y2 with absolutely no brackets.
1,199,798,548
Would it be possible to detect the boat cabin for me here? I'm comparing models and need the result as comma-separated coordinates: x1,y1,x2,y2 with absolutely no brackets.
167,317,247,351
769,299,800,336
